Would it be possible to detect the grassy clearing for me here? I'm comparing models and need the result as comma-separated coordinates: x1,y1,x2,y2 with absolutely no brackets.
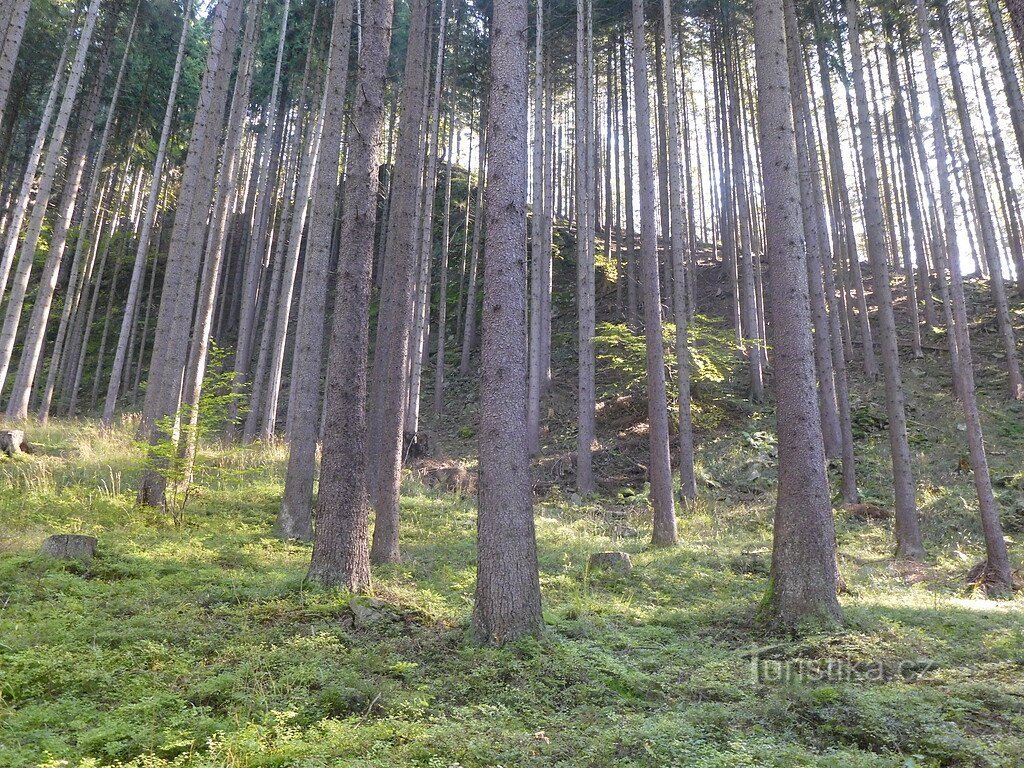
0,397,1022,767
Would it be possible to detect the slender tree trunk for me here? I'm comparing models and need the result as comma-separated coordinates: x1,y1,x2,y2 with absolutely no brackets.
138,0,245,505
940,3,1024,400
631,1,677,548
812,7,877,380
0,0,104,393
660,0,696,500
8,6,138,420
433,103,457,419
619,35,638,327
918,0,1014,593
405,0,450,438
280,0,355,540
367,0,431,564
101,0,193,425
0,0,30,130
459,118,486,375
575,0,596,494
471,0,543,644
847,0,924,560
226,0,291,436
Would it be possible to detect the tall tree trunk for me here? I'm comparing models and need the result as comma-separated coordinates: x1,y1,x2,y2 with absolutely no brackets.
8,5,138,421
631,3,678,548
940,2,1024,400
918,0,1014,593
575,0,596,494
458,116,486,374
526,0,545,454
0,0,30,130
812,6,877,380
367,0,431,564
405,0,450,439
101,0,193,425
137,0,245,506
660,0,696,500
471,0,543,644
432,103,457,419
847,0,924,560
226,0,291,436
785,1,856,501
0,0,104,393
756,0,842,630
280,0,355,540
308,0,394,589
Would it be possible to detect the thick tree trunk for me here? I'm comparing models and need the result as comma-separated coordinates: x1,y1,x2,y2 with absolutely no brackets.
471,0,543,644
526,0,545,454
756,0,842,630
308,0,395,587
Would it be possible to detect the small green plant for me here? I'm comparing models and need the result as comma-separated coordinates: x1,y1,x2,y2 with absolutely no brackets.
593,315,741,429
136,342,246,526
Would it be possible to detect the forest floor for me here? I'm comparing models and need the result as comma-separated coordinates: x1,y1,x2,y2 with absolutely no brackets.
2,314,1024,766
3,232,1024,765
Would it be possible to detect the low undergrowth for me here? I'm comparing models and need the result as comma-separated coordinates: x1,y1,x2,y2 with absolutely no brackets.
1,413,1022,767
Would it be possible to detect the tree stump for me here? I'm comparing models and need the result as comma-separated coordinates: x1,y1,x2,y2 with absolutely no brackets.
588,551,633,575
40,534,97,561
0,429,30,457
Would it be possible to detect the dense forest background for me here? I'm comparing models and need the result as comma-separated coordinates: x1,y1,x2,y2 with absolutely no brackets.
0,0,1023,762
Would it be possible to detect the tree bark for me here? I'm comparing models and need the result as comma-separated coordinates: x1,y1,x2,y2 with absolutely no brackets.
0,0,104,394
918,0,1014,593
575,0,596,494
471,0,543,644
847,0,924,560
280,0,355,541
367,0,431,564
756,0,842,629
660,0,696,500
101,0,193,425
306,0,393,590
630,3,678,548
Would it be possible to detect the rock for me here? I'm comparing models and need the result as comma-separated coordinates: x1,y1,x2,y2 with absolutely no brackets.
346,597,395,628
40,534,97,561
0,429,31,457
588,551,633,575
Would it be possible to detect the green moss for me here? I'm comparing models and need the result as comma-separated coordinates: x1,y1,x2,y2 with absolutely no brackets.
0,415,1022,767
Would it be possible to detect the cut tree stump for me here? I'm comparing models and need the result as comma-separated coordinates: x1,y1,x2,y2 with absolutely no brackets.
588,551,633,575
0,429,31,457
40,534,97,561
